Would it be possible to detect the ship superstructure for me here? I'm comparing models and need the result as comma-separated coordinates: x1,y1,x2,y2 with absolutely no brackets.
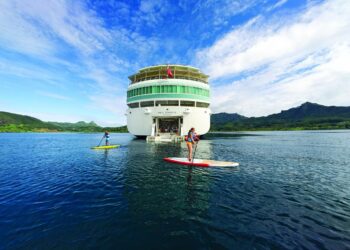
126,65,210,139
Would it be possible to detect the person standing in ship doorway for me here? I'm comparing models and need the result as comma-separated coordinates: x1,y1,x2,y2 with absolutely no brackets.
186,127,197,162
104,131,110,146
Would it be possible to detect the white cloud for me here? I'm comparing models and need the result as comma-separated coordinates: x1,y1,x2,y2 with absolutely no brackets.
0,0,153,124
37,91,71,100
267,0,288,11
88,94,127,125
132,0,169,29
196,0,350,116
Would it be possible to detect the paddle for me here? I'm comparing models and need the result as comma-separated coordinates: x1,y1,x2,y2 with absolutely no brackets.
191,141,198,166
97,135,105,147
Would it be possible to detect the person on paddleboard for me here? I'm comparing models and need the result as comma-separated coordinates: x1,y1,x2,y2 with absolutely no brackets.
186,127,198,162
104,131,110,146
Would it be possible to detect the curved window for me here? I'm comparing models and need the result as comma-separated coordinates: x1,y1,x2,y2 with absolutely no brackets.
140,101,154,107
128,102,139,108
196,102,210,108
155,100,179,106
127,85,209,98
180,101,195,107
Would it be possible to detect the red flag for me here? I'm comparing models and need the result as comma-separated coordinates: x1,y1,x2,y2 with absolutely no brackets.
167,66,173,78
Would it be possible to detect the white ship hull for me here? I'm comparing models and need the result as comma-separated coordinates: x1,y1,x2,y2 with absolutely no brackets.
127,104,210,136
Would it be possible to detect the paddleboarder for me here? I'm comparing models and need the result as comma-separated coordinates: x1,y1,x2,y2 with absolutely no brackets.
104,131,110,146
186,127,197,162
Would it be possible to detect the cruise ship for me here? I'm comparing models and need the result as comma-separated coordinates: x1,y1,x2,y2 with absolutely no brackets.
126,65,210,139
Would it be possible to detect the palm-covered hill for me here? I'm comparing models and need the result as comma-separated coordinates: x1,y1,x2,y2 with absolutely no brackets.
211,102,350,131
0,111,127,132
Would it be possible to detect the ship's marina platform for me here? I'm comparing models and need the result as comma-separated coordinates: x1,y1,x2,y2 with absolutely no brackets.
146,133,183,142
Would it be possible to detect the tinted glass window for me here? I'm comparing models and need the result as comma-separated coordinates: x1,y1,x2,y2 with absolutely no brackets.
167,100,179,106
180,101,195,107
140,101,154,107
196,102,209,108
155,100,167,106
128,102,139,108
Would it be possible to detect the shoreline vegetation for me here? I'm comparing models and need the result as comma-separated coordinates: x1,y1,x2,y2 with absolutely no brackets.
0,112,127,133
1,102,350,133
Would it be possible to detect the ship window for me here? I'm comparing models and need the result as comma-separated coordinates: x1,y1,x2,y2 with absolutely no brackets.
128,102,139,108
155,100,179,106
155,100,167,106
180,101,195,107
168,100,179,106
140,101,154,107
196,102,209,108
130,85,209,97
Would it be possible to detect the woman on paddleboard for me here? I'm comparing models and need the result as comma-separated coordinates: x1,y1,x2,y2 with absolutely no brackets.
104,131,110,146
186,127,198,162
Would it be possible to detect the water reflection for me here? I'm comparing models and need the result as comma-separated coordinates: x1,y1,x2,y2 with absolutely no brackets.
122,139,214,221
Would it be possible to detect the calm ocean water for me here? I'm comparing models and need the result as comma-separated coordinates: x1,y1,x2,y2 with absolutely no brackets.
0,131,350,249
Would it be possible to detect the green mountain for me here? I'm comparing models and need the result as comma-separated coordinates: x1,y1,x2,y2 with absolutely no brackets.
211,102,350,131
0,111,127,132
211,112,247,124
0,111,46,126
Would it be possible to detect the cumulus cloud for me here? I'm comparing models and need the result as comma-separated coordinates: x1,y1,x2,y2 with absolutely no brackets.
196,0,350,116
0,0,162,124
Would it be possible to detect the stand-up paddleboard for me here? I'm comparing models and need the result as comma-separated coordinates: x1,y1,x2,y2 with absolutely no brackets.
91,145,120,149
164,157,239,167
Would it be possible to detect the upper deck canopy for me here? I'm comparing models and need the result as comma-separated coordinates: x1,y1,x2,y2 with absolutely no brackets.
128,64,209,84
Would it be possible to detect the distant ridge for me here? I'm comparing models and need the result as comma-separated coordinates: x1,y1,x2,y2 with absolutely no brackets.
0,111,127,132
211,102,350,131
268,102,350,120
211,112,247,124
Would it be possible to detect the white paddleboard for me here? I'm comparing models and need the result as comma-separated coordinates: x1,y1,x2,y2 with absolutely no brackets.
164,157,239,167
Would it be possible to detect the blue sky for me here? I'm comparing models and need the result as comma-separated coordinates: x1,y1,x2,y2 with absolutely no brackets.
0,0,349,126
